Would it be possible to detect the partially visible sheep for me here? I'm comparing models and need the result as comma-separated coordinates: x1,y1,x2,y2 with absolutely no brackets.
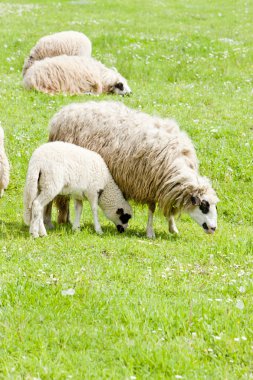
47,101,219,238
22,31,92,75
23,141,132,238
0,126,10,197
23,55,132,96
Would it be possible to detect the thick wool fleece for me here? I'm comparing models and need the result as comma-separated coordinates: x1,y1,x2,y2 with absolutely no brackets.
23,56,131,95
22,31,92,75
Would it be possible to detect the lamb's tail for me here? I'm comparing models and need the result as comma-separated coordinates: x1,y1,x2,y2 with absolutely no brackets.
22,55,35,77
23,163,41,225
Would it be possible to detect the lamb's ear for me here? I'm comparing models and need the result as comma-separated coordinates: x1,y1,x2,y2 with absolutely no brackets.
191,195,201,206
115,82,124,91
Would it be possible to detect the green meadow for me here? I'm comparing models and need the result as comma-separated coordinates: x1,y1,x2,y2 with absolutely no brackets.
0,0,252,378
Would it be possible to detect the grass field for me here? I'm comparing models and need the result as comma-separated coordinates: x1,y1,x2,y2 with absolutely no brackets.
0,0,253,378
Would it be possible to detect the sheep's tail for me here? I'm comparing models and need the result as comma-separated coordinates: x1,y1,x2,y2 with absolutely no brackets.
23,163,41,225
22,55,35,76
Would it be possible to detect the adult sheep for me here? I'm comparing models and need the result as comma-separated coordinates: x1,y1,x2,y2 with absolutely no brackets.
47,101,219,238
23,56,131,96
22,31,92,75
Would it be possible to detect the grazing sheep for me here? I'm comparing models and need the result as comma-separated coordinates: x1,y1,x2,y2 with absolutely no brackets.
22,31,92,75
47,101,219,238
0,126,10,197
23,55,131,96
23,141,132,238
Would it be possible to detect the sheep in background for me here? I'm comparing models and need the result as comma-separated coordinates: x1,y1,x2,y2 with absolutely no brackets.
0,126,10,197
24,142,132,238
23,55,132,96
47,101,218,238
22,31,92,75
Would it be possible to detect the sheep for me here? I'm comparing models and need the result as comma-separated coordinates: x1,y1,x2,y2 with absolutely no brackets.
46,101,219,238
23,55,132,96
22,31,92,75
0,126,10,198
23,141,132,238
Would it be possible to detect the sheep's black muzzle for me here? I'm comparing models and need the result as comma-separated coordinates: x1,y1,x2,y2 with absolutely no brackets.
117,225,125,233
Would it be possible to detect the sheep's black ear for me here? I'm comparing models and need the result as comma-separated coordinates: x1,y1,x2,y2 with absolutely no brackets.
199,200,210,214
116,208,124,215
115,82,124,91
191,195,200,206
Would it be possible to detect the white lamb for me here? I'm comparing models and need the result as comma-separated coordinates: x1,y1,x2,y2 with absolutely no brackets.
23,141,132,238
0,126,10,197
23,55,132,96
22,31,92,75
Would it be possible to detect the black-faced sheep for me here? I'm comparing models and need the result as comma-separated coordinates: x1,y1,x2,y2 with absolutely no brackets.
0,126,10,197
22,31,92,75
23,56,131,96
23,141,132,238
47,101,219,238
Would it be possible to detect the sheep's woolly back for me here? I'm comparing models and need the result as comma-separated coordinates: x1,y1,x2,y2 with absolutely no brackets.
0,126,10,193
22,31,92,76
49,101,209,216
23,56,102,95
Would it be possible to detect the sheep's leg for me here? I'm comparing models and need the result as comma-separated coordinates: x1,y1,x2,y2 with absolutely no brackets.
146,202,156,239
87,193,103,235
43,201,54,229
30,199,46,238
168,215,179,234
72,199,83,230
0,189,4,198
30,189,61,238
55,195,70,224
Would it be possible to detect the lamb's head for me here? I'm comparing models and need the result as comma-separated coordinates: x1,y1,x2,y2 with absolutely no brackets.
98,187,132,233
186,178,219,234
103,205,132,233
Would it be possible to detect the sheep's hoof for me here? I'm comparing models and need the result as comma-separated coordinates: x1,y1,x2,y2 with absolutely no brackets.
169,226,179,234
72,225,81,232
31,232,39,238
146,229,156,239
96,229,103,235
44,222,55,230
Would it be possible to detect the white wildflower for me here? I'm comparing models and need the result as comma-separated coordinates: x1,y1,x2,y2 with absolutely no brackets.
61,288,75,296
236,299,244,310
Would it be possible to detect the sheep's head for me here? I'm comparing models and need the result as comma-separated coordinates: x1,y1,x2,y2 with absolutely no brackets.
112,80,132,96
109,68,132,95
115,207,132,233
104,206,132,233
187,191,219,234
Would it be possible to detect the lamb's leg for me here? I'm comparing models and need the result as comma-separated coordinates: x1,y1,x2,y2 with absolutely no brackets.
168,215,179,234
55,195,70,224
43,201,54,229
87,193,103,235
30,199,46,238
72,199,83,230
0,189,4,198
30,189,61,238
146,202,156,239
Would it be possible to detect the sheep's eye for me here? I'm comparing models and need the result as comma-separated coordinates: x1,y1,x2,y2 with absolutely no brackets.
115,82,124,91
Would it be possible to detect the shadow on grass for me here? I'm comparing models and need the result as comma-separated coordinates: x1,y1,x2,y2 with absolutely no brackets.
0,219,179,242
